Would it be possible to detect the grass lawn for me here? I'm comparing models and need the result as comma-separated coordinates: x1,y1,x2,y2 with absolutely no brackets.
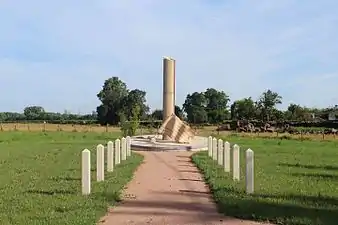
192,137,338,225
0,131,143,225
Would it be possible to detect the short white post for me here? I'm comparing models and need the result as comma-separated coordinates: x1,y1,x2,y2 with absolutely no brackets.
81,149,91,195
126,136,131,157
223,141,230,172
217,139,223,165
208,136,212,157
233,144,240,181
212,137,217,160
246,148,254,194
107,141,114,172
121,137,127,160
115,139,121,164
96,144,104,181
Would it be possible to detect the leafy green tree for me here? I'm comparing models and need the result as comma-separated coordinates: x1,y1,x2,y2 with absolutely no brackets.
203,88,230,123
285,104,313,121
183,92,208,124
230,97,256,120
257,89,282,121
23,106,45,120
123,89,149,120
96,77,149,125
97,77,129,125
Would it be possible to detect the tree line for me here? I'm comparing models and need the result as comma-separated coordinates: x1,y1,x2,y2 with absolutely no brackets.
0,76,336,125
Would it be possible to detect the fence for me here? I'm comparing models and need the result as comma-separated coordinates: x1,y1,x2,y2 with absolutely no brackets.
207,136,255,194
81,136,132,195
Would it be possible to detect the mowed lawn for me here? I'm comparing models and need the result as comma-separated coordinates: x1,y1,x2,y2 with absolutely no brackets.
0,131,143,225
192,137,338,225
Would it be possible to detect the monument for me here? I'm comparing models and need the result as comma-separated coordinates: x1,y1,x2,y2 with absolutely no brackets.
162,56,175,126
130,57,207,151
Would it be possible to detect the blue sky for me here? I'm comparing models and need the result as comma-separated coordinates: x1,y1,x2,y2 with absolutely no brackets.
0,0,337,114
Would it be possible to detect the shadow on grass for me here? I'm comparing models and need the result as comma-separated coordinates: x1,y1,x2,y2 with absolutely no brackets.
253,192,338,207
26,189,76,195
279,163,338,171
290,172,338,180
49,176,81,181
213,186,338,225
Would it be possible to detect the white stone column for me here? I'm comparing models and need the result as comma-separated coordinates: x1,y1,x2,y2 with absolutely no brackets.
121,137,127,160
126,136,131,157
223,141,230,172
115,139,121,164
212,137,217,160
107,141,114,172
233,144,240,180
208,136,212,157
246,148,254,194
81,149,91,195
96,144,104,181
217,139,223,165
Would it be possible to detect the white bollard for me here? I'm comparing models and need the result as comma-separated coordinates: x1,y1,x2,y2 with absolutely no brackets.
107,141,114,172
126,136,131,157
121,137,127,160
81,149,91,195
246,148,254,194
212,137,217,160
223,141,230,172
208,136,212,157
233,144,240,181
96,144,104,181
217,139,223,165
115,139,121,164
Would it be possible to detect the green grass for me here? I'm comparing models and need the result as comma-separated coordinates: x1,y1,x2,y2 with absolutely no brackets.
192,137,338,225
0,131,143,225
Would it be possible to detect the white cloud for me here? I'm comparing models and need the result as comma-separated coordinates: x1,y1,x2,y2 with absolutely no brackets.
0,0,337,112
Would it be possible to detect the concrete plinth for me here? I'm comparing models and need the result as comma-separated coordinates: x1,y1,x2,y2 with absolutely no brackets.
131,134,207,152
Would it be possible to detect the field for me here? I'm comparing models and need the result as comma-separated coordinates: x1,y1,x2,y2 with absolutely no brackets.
197,126,338,141
192,137,338,225
1,123,338,224
1,123,337,141
0,132,143,225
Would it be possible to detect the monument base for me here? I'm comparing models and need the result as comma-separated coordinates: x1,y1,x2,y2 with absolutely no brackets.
130,134,207,151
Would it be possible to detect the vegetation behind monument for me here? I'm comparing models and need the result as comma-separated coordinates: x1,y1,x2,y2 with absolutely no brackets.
1,76,337,129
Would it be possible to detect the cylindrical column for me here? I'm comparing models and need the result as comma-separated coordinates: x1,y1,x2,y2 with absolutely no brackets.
162,56,175,140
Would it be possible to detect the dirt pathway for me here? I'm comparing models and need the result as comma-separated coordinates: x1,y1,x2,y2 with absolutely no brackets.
99,151,270,225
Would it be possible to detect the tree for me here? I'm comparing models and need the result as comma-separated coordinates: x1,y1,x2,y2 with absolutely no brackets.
123,89,149,120
285,104,313,121
96,77,129,125
257,89,282,121
182,92,208,124
151,105,183,121
151,109,162,120
204,88,230,123
175,105,184,120
230,97,256,120
23,106,45,120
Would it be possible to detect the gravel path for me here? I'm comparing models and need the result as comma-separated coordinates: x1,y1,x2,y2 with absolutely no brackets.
98,151,271,225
